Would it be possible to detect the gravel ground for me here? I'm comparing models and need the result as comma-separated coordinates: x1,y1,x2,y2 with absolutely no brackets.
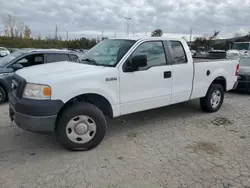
0,92,250,188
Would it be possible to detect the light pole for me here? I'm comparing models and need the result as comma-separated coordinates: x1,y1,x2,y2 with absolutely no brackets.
125,17,131,36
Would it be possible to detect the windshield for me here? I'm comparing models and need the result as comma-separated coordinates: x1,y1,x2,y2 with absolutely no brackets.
232,43,250,50
0,51,22,67
82,39,136,66
240,57,250,66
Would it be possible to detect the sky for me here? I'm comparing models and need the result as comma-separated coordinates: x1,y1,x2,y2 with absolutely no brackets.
0,0,250,40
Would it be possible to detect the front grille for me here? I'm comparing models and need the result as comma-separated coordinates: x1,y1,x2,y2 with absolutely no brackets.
11,74,27,98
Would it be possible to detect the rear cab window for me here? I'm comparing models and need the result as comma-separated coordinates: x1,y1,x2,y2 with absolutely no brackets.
170,41,187,64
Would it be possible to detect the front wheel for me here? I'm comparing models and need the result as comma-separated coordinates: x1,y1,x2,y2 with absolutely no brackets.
200,84,224,113
56,102,107,151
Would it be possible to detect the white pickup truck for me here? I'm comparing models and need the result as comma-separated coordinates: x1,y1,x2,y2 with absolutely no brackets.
9,37,239,150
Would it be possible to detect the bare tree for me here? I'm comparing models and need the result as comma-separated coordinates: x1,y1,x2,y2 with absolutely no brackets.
3,14,26,38
37,33,42,40
24,25,31,39
3,15,16,37
209,30,220,40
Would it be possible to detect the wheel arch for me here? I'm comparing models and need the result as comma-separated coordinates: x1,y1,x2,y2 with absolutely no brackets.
55,93,114,129
210,76,227,91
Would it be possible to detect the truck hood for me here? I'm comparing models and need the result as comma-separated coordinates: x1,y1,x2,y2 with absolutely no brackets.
16,61,105,81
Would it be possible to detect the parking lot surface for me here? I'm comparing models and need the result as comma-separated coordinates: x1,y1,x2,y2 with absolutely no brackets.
0,92,250,188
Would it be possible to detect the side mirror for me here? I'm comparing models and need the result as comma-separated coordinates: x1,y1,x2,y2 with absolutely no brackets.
124,55,147,72
131,55,147,68
12,63,23,71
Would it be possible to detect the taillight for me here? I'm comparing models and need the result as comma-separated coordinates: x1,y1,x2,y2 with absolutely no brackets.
235,64,239,76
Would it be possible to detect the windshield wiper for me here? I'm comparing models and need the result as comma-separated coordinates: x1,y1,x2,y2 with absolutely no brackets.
81,58,98,65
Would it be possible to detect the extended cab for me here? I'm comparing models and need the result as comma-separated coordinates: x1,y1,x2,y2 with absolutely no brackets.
9,37,239,150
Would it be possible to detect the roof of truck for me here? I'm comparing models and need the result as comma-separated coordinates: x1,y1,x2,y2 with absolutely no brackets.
109,36,184,41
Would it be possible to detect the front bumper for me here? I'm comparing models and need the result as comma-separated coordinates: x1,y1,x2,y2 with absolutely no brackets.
9,93,64,134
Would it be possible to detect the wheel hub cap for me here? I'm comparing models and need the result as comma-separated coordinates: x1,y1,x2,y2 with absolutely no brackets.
66,115,97,144
211,90,221,108
75,123,88,135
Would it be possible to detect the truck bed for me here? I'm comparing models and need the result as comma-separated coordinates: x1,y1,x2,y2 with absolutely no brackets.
193,57,229,63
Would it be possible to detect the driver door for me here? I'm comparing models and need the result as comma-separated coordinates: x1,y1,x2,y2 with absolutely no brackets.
119,41,172,115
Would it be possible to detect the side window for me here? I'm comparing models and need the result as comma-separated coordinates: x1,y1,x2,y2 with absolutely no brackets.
16,58,28,66
69,54,79,62
47,54,70,63
170,41,187,64
16,54,44,67
130,41,167,70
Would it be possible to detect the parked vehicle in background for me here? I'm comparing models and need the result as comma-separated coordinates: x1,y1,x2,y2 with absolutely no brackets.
237,56,250,92
227,42,250,57
0,49,80,103
9,37,239,151
0,47,10,57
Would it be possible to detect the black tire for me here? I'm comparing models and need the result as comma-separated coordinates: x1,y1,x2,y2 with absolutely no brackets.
0,86,7,104
56,102,107,151
200,84,224,113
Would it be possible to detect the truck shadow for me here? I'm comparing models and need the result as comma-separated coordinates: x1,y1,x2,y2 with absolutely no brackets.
106,99,202,137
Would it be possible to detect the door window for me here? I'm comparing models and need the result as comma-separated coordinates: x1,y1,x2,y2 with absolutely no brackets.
129,41,167,71
16,54,44,67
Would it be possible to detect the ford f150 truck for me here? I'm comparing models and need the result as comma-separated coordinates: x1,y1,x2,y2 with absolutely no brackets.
9,37,239,151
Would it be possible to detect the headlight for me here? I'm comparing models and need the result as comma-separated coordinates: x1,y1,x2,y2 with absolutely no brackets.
23,83,51,100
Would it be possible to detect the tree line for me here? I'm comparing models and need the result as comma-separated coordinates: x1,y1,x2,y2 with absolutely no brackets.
1,14,98,49
0,36,98,49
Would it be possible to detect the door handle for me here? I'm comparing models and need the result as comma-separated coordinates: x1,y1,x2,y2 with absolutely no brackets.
164,71,172,78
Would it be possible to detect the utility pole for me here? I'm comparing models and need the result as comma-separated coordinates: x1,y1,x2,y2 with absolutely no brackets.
125,17,131,36
101,29,104,40
189,28,192,42
66,31,68,41
55,25,58,40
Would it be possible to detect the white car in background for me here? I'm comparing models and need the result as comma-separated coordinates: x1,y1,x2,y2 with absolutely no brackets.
0,47,10,57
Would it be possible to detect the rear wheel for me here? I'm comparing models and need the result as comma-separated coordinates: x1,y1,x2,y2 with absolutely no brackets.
56,102,107,151
0,86,7,104
200,84,224,112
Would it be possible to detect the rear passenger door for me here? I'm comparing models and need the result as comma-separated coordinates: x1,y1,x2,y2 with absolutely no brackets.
168,41,193,104
45,53,71,63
